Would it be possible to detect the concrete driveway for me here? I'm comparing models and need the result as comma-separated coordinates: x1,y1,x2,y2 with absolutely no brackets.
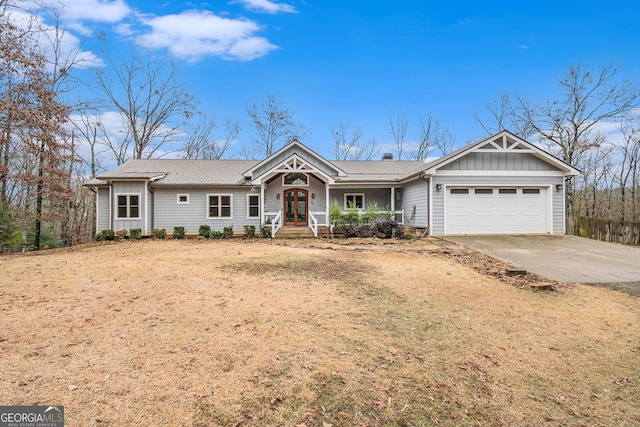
441,235,640,285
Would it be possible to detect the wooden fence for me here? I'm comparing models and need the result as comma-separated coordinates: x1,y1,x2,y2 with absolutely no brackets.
566,215,640,246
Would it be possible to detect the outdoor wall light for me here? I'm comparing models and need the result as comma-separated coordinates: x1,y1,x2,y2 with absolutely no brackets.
276,193,280,200
311,193,315,199
436,184,442,191
556,184,563,191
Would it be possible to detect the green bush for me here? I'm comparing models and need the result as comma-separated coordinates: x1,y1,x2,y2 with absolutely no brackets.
260,224,271,238
222,226,234,239
130,228,142,240
243,225,256,238
198,224,211,238
96,229,115,241
114,229,128,240
210,230,223,239
328,199,345,225
173,226,186,239
0,204,20,250
153,228,167,239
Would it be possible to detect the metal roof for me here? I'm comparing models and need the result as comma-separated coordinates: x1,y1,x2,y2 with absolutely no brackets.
94,158,428,186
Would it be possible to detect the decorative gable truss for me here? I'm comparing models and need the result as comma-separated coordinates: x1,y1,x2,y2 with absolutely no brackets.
251,154,335,185
476,133,535,152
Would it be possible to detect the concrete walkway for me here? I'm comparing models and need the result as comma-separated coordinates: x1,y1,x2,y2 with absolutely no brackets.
441,235,640,285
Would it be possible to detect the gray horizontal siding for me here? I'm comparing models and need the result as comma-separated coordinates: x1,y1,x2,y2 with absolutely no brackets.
401,179,428,228
97,187,110,233
153,187,260,235
111,181,147,232
440,152,557,172
264,175,327,215
431,175,564,235
329,188,395,210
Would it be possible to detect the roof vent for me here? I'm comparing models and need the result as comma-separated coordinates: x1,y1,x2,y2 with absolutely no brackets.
382,153,393,161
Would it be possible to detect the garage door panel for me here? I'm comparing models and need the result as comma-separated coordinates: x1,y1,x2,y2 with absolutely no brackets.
445,187,548,235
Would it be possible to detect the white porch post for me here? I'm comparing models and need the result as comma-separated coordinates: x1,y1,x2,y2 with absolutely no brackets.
260,182,265,225
390,187,395,211
325,182,330,226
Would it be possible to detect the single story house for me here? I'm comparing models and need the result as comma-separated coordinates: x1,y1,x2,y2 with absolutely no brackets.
85,130,580,237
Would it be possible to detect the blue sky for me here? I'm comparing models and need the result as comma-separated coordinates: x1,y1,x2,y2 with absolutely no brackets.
30,0,640,160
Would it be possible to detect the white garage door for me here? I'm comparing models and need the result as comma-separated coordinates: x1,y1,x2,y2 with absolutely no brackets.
445,187,549,235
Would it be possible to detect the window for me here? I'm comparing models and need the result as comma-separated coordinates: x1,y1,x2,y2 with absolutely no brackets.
283,173,308,186
450,189,469,194
344,193,364,209
208,195,232,218
475,189,493,194
116,194,140,219
247,194,260,218
499,188,517,194
177,194,189,204
523,188,541,194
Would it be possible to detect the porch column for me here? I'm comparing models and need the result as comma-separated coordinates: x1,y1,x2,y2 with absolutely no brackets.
325,182,330,226
390,187,395,211
260,182,265,225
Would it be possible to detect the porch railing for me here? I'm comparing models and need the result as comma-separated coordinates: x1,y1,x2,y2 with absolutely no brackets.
264,211,282,238
341,209,405,225
309,211,318,237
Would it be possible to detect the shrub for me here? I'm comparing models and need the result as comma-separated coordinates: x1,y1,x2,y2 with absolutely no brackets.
260,224,271,238
371,219,403,239
328,199,345,225
96,229,115,241
114,229,128,240
153,228,167,239
210,230,223,239
222,226,234,239
344,200,360,225
130,228,142,240
0,204,20,250
199,224,211,238
173,226,186,239
243,225,256,238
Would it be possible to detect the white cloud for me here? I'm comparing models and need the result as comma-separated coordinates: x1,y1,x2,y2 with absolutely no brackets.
520,44,529,49
137,10,278,61
234,0,297,14
53,0,132,23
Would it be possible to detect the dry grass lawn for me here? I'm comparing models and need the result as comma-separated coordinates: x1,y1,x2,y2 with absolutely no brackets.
0,238,638,426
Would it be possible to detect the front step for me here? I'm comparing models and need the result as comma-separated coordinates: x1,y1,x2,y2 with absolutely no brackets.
275,226,316,239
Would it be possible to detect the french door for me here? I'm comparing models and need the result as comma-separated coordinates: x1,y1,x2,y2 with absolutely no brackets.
283,189,308,226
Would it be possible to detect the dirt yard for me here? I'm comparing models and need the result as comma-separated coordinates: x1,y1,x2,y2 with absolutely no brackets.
0,238,638,426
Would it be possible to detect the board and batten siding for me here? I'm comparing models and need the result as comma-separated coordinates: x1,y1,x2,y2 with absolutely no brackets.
401,179,429,228
264,175,327,216
153,187,260,235
111,181,147,232
439,152,557,172
430,175,564,235
96,187,111,233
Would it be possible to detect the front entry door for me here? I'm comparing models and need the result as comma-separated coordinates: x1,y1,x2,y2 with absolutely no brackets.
284,189,308,226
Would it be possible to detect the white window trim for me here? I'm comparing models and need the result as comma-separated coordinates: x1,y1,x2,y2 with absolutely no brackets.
177,194,190,204
282,172,309,187
246,194,260,219
344,193,365,209
207,194,233,219
115,193,141,220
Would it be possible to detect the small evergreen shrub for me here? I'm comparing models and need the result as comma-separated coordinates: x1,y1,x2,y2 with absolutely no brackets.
328,199,345,225
371,219,404,239
199,224,211,238
173,226,186,239
96,229,115,241
260,224,271,238
114,229,128,240
210,230,223,239
130,228,142,240
222,226,234,239
153,228,167,239
243,225,256,238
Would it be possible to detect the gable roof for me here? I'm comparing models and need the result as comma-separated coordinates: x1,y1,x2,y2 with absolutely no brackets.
332,160,427,182
423,130,581,176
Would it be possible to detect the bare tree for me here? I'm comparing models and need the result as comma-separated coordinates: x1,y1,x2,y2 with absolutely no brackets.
182,115,239,160
388,108,408,160
477,63,639,215
245,94,306,158
96,42,196,162
331,121,376,160
413,114,457,160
